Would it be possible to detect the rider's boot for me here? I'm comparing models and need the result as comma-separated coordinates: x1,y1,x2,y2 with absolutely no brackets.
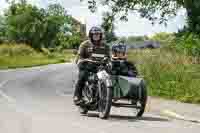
73,82,83,105
79,106,88,114
73,96,83,105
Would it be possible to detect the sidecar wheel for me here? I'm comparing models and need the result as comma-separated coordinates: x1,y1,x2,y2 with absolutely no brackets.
98,81,112,119
132,81,147,117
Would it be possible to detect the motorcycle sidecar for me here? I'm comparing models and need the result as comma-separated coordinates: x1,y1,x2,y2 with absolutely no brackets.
111,76,148,117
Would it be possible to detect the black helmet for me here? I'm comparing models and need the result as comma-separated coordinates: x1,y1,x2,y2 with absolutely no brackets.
89,26,103,41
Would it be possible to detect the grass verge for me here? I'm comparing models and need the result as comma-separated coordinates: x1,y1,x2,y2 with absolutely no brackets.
0,44,74,69
128,48,200,104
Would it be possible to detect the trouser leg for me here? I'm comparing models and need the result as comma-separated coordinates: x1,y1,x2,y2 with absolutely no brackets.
74,67,89,99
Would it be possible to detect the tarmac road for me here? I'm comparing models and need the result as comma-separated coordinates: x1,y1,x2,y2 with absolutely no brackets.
0,63,200,133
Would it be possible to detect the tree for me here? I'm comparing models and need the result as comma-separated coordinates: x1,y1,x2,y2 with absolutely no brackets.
5,2,47,49
2,0,83,50
184,0,200,34
41,4,72,48
101,12,117,43
82,0,200,33
82,0,181,24
4,1,77,50
47,3,68,17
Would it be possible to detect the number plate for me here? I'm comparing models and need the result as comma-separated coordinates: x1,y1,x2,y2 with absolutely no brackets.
97,70,109,80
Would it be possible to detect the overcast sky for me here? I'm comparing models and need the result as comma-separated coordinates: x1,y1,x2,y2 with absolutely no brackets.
0,0,187,37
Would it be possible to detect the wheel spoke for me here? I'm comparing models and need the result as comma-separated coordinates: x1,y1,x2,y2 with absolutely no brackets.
82,86,93,102
99,83,108,112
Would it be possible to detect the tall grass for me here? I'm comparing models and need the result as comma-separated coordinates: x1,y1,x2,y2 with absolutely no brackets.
0,44,73,69
128,48,200,104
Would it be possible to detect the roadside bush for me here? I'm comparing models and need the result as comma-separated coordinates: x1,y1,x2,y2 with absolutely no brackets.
0,43,36,56
150,32,175,47
170,33,200,57
57,33,82,49
41,47,51,55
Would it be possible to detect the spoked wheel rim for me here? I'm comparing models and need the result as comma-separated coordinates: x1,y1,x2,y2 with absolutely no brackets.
82,83,92,103
99,83,107,113
98,81,112,119
79,83,91,115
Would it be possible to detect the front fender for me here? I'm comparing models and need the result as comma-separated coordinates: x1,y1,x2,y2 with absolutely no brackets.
97,70,112,88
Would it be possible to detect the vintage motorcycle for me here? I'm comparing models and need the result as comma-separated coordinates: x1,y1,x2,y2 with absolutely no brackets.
77,58,113,119
73,56,147,119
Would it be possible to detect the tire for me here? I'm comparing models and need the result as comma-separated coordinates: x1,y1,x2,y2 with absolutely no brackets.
98,81,112,119
79,106,88,115
136,81,147,117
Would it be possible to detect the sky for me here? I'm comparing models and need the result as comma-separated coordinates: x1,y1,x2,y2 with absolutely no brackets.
0,0,187,37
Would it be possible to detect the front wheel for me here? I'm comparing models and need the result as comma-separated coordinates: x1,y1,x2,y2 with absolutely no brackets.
98,80,112,119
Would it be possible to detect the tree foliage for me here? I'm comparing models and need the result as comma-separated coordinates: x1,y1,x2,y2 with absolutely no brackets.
82,0,200,33
184,0,200,34
82,0,181,24
101,12,117,43
0,0,82,50
5,2,47,49
0,16,6,43
171,33,200,56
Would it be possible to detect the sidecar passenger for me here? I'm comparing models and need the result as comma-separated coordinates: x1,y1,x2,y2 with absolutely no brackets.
111,42,138,77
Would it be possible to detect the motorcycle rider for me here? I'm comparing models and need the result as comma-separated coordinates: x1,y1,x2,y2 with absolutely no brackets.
73,26,110,105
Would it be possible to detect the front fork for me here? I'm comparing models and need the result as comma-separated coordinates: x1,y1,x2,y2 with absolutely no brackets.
98,77,112,99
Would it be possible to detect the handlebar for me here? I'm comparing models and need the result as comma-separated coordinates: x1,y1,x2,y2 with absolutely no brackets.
80,57,110,64
80,59,99,63
78,58,112,74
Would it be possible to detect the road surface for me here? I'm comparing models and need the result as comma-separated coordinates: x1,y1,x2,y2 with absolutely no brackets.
0,63,200,133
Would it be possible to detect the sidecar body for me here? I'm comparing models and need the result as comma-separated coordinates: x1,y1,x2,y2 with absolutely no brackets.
110,75,147,117
112,76,146,100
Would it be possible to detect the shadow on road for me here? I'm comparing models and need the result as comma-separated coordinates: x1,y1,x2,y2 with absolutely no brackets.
87,113,170,122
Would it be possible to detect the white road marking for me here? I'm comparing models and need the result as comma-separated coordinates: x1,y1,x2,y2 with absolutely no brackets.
0,80,35,118
0,80,16,103
161,110,200,124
